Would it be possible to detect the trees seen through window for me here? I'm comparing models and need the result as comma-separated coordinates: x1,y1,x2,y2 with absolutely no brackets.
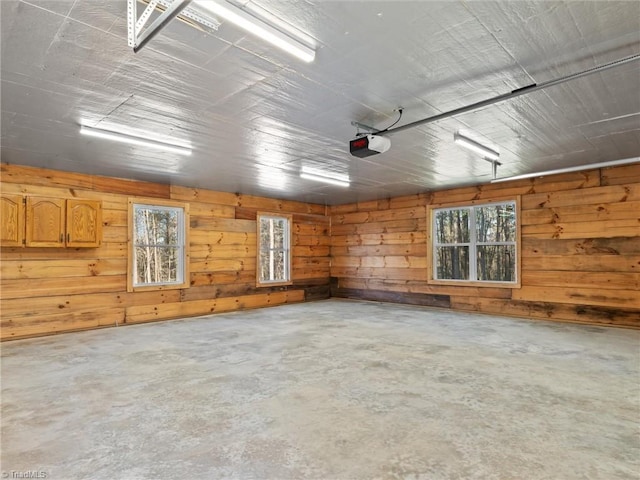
433,202,517,283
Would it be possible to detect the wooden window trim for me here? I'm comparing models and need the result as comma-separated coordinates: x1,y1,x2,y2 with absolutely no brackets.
256,212,293,287
127,198,190,293
427,196,521,289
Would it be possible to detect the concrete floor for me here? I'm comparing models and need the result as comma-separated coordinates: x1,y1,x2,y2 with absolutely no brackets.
1,299,639,480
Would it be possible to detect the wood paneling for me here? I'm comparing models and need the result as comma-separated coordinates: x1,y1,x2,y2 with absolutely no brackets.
335,277,505,297
1,308,126,340
601,164,640,186
2,162,638,338
125,290,305,324
1,163,330,340
1,275,127,299
331,284,451,309
330,162,640,328
331,243,427,257
1,258,127,279
521,255,640,272
449,297,639,328
522,237,640,256
1,163,169,198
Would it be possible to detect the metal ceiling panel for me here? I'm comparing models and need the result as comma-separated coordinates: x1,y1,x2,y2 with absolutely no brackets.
1,0,639,205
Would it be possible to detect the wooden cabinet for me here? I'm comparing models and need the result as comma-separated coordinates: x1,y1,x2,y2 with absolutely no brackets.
1,194,25,246
26,196,66,247
66,199,102,248
1,195,102,248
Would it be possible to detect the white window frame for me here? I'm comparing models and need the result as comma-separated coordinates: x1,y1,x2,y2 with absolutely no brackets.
127,198,189,292
257,213,292,287
429,198,520,288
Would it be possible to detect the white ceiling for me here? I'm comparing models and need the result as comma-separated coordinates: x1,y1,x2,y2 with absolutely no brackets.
2,0,639,205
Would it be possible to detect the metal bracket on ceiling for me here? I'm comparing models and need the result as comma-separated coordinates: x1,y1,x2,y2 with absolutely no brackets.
483,158,502,179
350,120,380,136
127,0,221,53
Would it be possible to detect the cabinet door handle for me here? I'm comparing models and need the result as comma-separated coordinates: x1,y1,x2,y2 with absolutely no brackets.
60,233,63,243
67,233,70,243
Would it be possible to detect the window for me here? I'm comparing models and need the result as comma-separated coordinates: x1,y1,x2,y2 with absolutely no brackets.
430,200,518,285
257,213,292,286
128,199,189,291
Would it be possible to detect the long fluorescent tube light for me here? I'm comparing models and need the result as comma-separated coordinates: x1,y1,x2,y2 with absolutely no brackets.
300,166,350,187
454,132,499,160
491,157,639,183
300,173,350,187
195,0,315,63
80,126,192,156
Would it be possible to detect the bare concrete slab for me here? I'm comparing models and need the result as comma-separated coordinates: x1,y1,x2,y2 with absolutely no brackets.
2,299,639,479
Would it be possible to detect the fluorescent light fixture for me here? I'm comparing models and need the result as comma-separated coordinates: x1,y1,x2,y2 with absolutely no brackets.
300,173,350,187
491,157,639,183
195,0,315,63
80,126,192,156
300,166,350,187
454,132,499,160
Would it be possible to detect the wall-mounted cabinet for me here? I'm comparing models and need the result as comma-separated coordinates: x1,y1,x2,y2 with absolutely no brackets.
65,198,103,248
1,195,101,248
1,194,25,246
26,196,66,247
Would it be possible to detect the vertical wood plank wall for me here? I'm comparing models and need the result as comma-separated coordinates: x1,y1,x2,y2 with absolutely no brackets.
330,163,640,328
0,164,330,340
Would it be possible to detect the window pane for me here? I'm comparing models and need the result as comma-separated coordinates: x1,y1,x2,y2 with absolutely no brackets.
161,210,179,244
134,208,148,243
134,207,179,245
258,250,273,282
259,218,270,242
435,209,469,243
259,250,271,282
476,204,516,243
258,249,287,282
436,246,469,280
477,245,516,282
273,250,287,281
135,246,180,284
272,219,286,249
259,218,286,249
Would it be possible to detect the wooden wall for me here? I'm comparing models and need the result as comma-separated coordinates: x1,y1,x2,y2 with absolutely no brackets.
1,163,330,340
330,163,640,328
2,162,638,340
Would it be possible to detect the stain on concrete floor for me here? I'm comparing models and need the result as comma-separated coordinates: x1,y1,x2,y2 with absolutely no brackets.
2,299,639,479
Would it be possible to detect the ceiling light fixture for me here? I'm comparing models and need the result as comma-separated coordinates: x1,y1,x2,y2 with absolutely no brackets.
491,157,639,183
454,132,500,160
300,173,350,187
80,126,192,156
300,166,350,187
195,0,315,63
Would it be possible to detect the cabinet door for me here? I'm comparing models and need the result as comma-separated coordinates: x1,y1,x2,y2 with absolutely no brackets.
66,199,102,248
1,194,25,246
26,197,65,247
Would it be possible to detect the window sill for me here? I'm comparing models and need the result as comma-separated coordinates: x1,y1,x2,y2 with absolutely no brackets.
127,281,189,293
428,279,521,289
256,280,293,288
